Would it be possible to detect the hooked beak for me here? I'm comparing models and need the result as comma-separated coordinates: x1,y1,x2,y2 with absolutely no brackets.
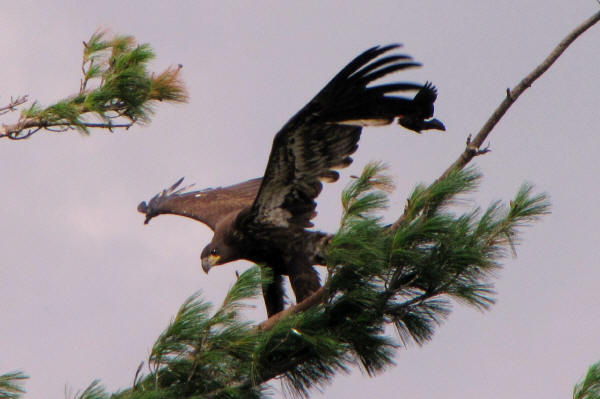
201,254,220,274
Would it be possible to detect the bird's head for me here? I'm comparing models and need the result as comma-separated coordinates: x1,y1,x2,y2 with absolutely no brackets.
200,240,236,273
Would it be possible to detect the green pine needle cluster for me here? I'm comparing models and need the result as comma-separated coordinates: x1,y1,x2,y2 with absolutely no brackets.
574,362,600,399
6,159,593,398
62,162,552,399
75,380,108,399
18,30,187,136
329,164,550,348
126,267,265,399
0,371,28,399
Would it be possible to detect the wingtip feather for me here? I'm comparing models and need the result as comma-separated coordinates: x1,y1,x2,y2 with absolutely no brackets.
169,177,185,191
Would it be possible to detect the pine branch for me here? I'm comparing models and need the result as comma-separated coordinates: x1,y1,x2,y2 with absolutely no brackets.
68,162,550,399
254,162,549,395
74,380,108,399
0,31,188,140
7,10,597,398
130,267,263,398
143,10,596,395
574,361,600,399
0,371,28,399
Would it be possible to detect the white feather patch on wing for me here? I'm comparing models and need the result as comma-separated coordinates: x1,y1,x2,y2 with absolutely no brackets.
266,208,292,227
335,118,394,126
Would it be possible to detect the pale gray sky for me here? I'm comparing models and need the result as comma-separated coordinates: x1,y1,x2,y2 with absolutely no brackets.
1,2,599,398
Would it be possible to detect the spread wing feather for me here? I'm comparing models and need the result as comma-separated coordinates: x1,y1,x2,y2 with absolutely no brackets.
138,177,262,230
249,44,443,229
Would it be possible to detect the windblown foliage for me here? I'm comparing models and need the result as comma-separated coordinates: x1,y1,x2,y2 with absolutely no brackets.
2,30,187,140
0,371,27,399
46,162,551,399
574,362,600,399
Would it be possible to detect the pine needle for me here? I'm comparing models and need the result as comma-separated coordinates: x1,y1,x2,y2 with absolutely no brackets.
0,371,28,399
574,362,600,399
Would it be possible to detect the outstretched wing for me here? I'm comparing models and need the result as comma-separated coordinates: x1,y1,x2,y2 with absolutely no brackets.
138,177,262,231
248,44,444,229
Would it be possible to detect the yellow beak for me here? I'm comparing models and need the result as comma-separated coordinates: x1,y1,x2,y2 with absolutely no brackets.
201,254,220,273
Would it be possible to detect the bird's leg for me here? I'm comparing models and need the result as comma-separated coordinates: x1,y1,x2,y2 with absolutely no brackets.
288,259,321,304
261,269,285,317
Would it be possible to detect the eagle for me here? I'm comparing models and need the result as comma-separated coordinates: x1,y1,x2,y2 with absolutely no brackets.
137,44,445,317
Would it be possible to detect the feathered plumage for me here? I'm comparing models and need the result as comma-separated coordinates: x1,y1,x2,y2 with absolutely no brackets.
138,44,445,316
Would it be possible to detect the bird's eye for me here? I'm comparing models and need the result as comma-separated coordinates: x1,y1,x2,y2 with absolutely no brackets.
210,248,217,255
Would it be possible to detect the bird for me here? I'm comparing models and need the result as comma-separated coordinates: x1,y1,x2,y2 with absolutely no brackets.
137,44,445,317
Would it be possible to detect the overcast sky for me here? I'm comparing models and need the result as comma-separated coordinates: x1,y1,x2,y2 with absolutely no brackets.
1,2,599,398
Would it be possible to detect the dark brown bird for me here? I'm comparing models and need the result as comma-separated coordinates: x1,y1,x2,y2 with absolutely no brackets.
137,44,445,316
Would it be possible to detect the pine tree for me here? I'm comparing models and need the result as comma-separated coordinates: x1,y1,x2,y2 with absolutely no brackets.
3,10,600,397
0,163,555,399
90,163,553,398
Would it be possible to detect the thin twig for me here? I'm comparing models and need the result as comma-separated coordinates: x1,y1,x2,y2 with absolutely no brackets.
1,117,134,139
0,95,28,115
4,127,42,140
80,58,93,94
76,122,133,130
45,126,71,133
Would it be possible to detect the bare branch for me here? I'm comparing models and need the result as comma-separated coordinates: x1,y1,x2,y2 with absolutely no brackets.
0,96,28,115
6,127,41,141
452,9,600,170
0,118,135,139
389,9,600,230
73,121,133,131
